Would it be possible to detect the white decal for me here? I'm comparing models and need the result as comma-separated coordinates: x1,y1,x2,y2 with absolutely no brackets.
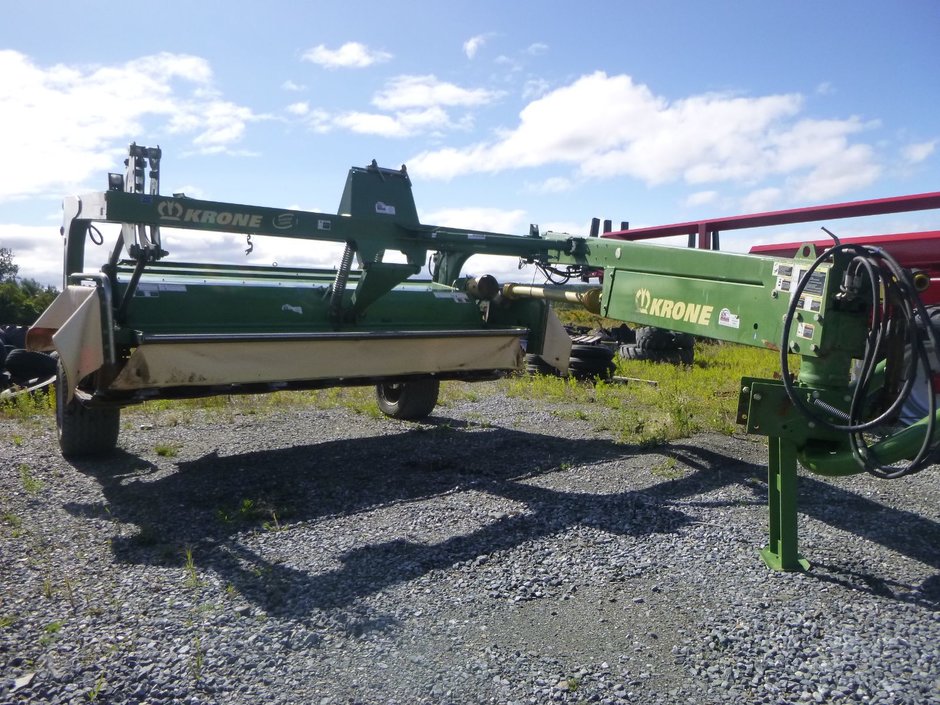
281,304,303,315
317,219,332,231
718,308,740,329
375,201,397,215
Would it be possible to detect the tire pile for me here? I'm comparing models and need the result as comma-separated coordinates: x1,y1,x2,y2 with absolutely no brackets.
0,324,57,392
619,326,695,366
525,324,695,382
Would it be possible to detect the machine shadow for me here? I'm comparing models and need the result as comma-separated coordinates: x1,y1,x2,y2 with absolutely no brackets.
64,427,939,616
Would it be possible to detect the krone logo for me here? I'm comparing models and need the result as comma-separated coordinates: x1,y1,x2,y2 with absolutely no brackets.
635,288,652,314
273,213,298,230
158,201,184,221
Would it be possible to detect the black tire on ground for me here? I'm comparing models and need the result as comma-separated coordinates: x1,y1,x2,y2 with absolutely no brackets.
569,344,616,361
56,362,120,458
4,348,57,384
525,353,560,376
619,344,694,365
635,327,695,352
375,379,440,420
568,358,616,380
0,325,27,349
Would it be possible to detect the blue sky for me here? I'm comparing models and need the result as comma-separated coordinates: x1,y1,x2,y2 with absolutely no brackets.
2,1,938,286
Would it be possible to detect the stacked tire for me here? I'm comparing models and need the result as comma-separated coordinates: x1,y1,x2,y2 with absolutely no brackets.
0,325,57,390
525,353,561,376
568,344,616,381
618,326,695,365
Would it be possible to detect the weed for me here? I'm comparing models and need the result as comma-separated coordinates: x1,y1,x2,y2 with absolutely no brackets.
63,575,78,612
1,512,23,538
42,578,54,599
19,464,44,495
183,548,203,589
0,615,16,629
651,456,685,480
154,443,180,458
86,673,106,702
224,583,238,599
12,434,23,446
0,389,54,422
262,511,282,532
189,636,205,681
39,620,63,646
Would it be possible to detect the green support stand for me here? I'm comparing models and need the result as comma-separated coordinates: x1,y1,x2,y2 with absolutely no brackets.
760,436,810,572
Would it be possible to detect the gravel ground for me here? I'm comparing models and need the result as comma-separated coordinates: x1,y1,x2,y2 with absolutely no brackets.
1,386,938,704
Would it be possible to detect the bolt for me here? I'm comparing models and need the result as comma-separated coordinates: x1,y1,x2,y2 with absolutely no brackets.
742,386,750,394
753,393,763,402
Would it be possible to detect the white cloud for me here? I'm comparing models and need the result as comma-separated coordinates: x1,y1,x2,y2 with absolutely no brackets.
463,35,488,59
282,79,306,92
332,107,451,138
0,50,261,202
287,101,310,116
683,190,718,208
302,76,500,139
0,224,65,287
406,71,881,201
522,78,550,100
903,140,936,164
739,187,783,213
372,75,502,110
302,42,392,69
527,176,574,194
526,42,549,56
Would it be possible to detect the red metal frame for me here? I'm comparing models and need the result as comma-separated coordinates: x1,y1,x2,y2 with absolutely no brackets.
751,230,940,305
600,191,940,250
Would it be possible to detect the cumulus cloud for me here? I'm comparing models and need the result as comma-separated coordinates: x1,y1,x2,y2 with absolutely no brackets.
903,140,936,164
281,79,306,92
302,75,500,139
463,35,488,59
0,50,261,202
683,190,718,208
526,42,549,55
302,42,392,69
372,75,502,110
406,71,881,201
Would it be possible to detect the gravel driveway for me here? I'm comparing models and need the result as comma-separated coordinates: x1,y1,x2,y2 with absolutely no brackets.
1,387,938,704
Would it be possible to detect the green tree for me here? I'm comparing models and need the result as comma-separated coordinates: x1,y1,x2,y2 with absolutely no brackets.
0,247,18,281
0,250,58,325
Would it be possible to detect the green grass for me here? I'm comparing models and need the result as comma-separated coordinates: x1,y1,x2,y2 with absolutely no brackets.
0,389,54,422
19,464,44,495
503,342,788,446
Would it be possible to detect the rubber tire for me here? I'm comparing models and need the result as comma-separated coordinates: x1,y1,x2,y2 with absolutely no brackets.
568,358,616,380
56,362,120,458
525,354,560,376
4,348,57,383
619,344,694,365
375,379,440,420
569,344,615,361
635,327,695,352
0,325,27,349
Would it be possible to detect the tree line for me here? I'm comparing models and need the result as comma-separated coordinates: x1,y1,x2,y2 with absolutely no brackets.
0,248,58,325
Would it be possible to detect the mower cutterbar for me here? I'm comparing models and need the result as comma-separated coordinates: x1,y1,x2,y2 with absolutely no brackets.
28,146,575,458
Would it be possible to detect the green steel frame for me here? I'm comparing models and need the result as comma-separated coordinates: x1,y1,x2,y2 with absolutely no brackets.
47,145,940,571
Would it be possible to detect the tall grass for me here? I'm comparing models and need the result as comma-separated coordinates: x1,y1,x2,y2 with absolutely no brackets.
504,342,789,445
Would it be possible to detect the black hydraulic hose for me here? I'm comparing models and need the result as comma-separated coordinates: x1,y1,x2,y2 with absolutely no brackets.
779,242,937,478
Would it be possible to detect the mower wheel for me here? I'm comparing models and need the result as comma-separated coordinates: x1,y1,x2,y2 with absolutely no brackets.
56,362,120,458
375,379,440,420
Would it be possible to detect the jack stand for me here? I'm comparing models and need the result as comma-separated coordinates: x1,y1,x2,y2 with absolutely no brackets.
760,436,810,572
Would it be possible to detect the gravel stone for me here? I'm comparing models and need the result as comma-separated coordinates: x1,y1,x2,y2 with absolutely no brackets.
1,387,938,704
